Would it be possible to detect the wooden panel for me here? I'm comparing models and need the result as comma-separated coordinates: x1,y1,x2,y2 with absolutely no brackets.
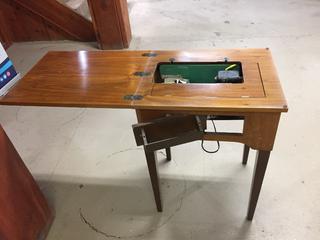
0,0,95,42
136,109,169,122
0,49,288,113
117,0,132,48
0,0,68,41
0,125,53,240
133,115,202,145
243,112,281,150
13,0,96,41
45,22,70,41
203,132,244,143
0,51,153,108
0,10,13,48
138,110,281,151
88,0,132,49
10,3,52,41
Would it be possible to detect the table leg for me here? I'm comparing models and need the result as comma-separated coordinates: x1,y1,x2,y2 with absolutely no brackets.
242,144,250,165
165,147,172,161
144,149,162,212
247,150,270,220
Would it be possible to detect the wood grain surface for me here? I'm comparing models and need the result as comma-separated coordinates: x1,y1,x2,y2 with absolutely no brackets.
88,0,132,49
0,0,95,42
0,49,288,112
0,9,13,48
13,0,95,41
0,125,53,240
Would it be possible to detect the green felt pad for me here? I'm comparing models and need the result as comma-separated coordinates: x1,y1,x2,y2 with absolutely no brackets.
159,63,241,83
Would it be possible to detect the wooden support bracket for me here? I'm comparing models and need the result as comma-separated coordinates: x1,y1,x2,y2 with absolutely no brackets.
87,0,132,49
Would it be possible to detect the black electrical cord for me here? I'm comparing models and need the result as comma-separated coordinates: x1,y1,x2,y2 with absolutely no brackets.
201,120,220,153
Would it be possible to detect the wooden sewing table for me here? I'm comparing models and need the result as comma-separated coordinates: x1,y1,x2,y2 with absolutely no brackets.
0,49,288,221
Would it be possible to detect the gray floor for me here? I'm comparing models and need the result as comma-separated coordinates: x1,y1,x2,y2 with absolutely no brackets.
1,0,320,239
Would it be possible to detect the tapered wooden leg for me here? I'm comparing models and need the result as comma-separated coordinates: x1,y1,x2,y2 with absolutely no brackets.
247,150,270,220
242,145,250,165
165,147,172,161
145,149,162,212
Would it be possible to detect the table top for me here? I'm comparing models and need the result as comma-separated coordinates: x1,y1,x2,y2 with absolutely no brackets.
0,49,287,113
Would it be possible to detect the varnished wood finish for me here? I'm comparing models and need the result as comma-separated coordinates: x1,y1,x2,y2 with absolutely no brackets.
0,0,96,42
136,110,280,151
242,145,250,165
136,108,281,218
203,132,244,143
203,112,280,151
165,148,172,161
133,115,202,145
144,149,162,212
243,112,281,150
87,0,132,49
0,125,53,240
247,150,270,220
133,115,204,152
0,10,12,49
136,109,169,122
13,0,95,41
0,49,288,220
0,0,66,42
0,49,287,113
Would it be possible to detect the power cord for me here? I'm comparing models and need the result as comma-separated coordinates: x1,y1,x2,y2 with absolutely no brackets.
201,120,220,153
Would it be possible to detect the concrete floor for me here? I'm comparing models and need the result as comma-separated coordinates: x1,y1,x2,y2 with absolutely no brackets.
1,0,320,239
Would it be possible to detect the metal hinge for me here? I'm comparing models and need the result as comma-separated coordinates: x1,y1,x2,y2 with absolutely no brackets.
123,94,144,100
134,71,151,77
142,52,158,57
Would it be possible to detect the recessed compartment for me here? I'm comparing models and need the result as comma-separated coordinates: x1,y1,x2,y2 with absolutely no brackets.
150,61,265,98
154,62,243,84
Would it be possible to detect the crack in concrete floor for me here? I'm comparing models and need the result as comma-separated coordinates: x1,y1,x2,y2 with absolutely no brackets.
80,156,187,239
